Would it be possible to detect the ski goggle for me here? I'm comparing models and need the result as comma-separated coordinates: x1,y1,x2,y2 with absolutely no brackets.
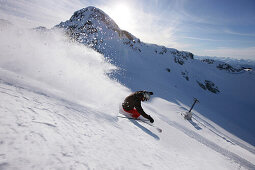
144,93,150,101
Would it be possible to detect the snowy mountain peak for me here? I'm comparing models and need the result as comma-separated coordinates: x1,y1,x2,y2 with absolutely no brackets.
56,6,141,52
69,6,119,31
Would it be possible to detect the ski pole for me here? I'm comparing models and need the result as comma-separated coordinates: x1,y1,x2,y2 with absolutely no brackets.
188,98,199,113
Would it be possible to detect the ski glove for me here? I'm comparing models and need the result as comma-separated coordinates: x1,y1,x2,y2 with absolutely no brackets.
148,115,154,123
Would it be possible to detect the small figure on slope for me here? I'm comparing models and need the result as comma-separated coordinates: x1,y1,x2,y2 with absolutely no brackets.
122,91,154,123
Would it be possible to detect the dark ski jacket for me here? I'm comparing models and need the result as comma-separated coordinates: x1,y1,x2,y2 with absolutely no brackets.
122,91,151,119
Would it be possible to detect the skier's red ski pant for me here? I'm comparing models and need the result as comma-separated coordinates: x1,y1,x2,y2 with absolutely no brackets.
124,108,140,118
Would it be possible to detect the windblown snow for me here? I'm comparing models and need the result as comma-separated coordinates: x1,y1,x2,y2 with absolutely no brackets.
0,10,255,170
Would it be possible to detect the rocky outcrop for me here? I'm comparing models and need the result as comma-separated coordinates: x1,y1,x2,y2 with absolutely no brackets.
202,59,215,64
172,50,194,65
181,71,189,81
201,58,244,73
217,63,243,72
197,80,220,94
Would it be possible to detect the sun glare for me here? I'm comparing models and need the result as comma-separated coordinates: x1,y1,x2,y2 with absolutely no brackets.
107,3,133,30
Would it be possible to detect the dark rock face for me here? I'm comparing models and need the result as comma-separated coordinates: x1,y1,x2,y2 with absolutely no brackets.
197,81,207,90
205,80,220,93
159,47,167,55
217,63,243,72
166,68,171,72
172,50,194,65
197,80,220,94
202,59,215,64
181,71,189,81
201,58,244,73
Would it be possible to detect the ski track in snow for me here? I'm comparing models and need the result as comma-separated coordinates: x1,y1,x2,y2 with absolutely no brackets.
159,115,255,170
0,81,102,169
192,114,255,155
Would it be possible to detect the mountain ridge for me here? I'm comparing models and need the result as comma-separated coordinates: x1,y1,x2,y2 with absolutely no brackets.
54,6,251,93
54,6,253,73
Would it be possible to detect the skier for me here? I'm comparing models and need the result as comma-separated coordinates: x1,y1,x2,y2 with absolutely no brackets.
122,91,154,123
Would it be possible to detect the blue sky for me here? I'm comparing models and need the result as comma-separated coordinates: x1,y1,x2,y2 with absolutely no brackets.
0,0,255,60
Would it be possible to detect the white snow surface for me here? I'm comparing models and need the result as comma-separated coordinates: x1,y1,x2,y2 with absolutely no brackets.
0,18,255,169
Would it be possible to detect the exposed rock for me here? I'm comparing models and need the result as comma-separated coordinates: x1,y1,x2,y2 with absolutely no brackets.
205,80,220,93
217,63,243,72
197,80,220,94
166,68,171,72
197,81,206,90
202,59,215,64
174,57,184,65
159,46,167,55
118,30,133,40
172,50,194,65
181,71,189,81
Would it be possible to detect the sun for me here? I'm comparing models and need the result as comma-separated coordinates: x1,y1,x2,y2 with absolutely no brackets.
107,3,133,30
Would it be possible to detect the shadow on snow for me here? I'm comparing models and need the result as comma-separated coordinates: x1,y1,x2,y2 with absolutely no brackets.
129,119,160,140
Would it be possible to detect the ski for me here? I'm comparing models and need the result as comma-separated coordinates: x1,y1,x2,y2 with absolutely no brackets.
117,115,146,121
117,116,162,133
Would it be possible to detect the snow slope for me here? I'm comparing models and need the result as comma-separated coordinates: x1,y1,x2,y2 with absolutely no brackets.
0,24,255,169
0,78,254,170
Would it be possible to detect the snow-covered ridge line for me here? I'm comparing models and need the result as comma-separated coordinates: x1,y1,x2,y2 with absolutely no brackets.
53,6,251,74
54,6,193,62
